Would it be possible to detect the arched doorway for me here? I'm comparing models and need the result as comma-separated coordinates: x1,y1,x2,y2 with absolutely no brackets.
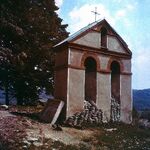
110,61,120,121
84,57,97,102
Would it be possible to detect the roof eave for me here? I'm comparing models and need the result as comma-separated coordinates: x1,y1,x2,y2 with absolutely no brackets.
53,41,69,52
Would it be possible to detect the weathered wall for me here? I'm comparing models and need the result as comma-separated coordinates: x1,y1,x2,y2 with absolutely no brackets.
73,33,127,55
67,68,85,117
54,49,68,100
55,49,68,67
69,49,83,67
97,72,111,122
54,45,132,124
74,31,101,48
54,68,68,100
120,74,132,123
107,36,126,53
122,59,131,72
98,55,109,70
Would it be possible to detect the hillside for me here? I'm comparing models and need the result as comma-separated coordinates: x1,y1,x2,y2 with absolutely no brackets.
133,89,150,110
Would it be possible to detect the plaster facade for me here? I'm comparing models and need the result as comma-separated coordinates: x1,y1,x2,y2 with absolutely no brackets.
97,73,111,122
54,19,132,123
67,68,85,117
74,31,101,48
107,36,126,53
120,75,132,123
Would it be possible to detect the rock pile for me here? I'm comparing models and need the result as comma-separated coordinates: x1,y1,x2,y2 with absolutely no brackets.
64,100,103,128
111,97,120,122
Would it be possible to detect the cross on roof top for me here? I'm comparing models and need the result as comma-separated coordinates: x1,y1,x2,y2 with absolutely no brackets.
91,7,100,22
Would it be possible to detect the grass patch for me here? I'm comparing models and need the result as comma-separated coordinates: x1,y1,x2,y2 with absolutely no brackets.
92,123,150,150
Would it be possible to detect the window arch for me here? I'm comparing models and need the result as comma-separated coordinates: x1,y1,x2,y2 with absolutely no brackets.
101,27,107,48
84,57,97,72
81,53,100,71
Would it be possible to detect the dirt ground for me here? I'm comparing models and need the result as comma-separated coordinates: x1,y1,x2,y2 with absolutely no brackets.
0,105,150,150
0,105,99,150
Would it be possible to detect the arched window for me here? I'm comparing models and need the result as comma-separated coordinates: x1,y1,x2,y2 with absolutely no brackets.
101,27,107,48
84,57,97,102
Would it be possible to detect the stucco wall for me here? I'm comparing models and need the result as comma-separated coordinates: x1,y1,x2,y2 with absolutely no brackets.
108,36,126,53
98,55,109,70
74,31,101,48
97,72,111,122
73,33,128,55
120,74,132,123
67,68,85,117
122,59,131,73
54,46,132,124
69,49,83,67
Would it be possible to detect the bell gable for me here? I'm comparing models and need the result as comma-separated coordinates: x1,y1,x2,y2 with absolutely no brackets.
72,20,131,55
54,19,132,56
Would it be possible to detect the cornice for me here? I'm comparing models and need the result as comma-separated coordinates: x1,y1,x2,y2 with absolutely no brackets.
68,43,132,59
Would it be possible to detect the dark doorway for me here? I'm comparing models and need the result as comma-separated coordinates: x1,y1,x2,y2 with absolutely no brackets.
84,57,97,102
110,61,121,121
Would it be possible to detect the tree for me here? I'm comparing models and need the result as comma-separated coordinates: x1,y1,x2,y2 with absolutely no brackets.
0,0,69,105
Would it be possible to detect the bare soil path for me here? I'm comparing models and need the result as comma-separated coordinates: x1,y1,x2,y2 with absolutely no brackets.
0,106,97,150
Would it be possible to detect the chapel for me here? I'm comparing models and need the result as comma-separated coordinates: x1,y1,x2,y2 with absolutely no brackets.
53,19,132,123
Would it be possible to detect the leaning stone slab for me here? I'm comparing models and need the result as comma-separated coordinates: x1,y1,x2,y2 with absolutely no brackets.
39,99,64,124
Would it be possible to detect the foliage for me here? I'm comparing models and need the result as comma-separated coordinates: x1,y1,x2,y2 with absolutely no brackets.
0,0,69,105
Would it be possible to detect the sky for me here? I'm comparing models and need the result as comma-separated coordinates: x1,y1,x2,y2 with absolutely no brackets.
55,0,150,90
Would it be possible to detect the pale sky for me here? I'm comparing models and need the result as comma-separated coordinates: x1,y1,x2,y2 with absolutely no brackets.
55,0,150,90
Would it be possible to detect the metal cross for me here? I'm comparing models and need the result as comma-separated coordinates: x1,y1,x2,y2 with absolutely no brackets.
91,7,100,22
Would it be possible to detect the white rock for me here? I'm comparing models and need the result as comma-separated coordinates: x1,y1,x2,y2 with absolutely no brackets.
23,140,31,146
105,128,117,132
33,141,43,147
27,137,39,142
22,145,28,149
1,105,9,109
